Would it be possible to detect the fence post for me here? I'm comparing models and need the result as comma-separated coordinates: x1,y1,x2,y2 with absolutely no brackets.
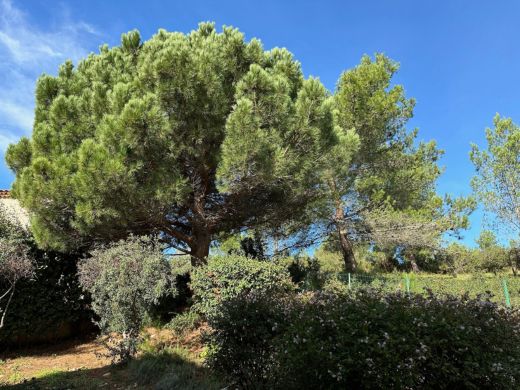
502,278,511,308
348,273,351,289
405,274,411,295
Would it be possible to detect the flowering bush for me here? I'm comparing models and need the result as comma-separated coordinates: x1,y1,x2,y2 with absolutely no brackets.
204,290,292,388
191,256,294,387
207,288,520,389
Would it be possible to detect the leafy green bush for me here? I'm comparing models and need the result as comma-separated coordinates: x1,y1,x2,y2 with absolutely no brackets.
207,288,520,389
190,255,294,319
149,256,193,324
167,310,202,335
277,291,520,389
78,236,173,361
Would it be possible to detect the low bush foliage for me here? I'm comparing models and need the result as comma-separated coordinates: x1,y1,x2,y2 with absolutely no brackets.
206,288,520,389
190,255,294,319
149,256,194,324
204,290,292,388
167,310,202,335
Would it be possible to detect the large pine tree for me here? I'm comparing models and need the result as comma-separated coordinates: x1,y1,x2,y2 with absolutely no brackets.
6,24,341,264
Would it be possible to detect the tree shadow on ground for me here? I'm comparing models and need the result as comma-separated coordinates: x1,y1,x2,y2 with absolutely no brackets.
2,347,223,390
1,333,99,360
3,365,119,389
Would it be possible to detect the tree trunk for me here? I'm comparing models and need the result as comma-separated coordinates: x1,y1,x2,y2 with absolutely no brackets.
190,228,211,267
335,204,356,272
410,257,420,273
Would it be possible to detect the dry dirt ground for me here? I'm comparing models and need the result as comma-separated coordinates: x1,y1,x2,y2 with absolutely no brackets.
0,338,131,389
0,328,211,389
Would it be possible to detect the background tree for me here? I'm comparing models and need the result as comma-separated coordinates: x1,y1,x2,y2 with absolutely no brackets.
474,230,508,274
327,54,413,271
303,55,473,271
6,24,340,265
471,114,520,234
440,241,477,275
509,239,520,276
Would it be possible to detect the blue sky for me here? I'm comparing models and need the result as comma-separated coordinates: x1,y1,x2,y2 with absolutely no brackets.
1,0,519,245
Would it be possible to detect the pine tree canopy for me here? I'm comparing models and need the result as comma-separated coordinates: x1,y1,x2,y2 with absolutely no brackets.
5,23,342,263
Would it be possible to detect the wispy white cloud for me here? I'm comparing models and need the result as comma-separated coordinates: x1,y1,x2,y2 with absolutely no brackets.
0,0,99,65
0,131,17,152
0,0,99,143
0,99,33,130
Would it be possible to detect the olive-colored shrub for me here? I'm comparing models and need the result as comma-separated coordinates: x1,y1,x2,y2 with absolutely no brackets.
78,236,173,361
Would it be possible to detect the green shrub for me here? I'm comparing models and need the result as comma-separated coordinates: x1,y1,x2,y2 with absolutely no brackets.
204,289,292,388
190,255,294,319
167,310,202,335
277,291,520,389
78,236,174,361
149,256,194,324
274,256,324,289
207,288,520,389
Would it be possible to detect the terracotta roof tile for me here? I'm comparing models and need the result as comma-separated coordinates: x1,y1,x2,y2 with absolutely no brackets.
0,190,11,199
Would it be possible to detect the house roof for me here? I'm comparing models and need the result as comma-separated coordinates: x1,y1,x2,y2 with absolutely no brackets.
0,189,10,199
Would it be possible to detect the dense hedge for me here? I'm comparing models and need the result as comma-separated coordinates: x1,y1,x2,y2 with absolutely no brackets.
190,255,294,319
206,288,520,389
0,248,93,346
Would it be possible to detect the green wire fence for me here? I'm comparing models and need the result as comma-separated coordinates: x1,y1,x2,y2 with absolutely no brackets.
338,273,519,307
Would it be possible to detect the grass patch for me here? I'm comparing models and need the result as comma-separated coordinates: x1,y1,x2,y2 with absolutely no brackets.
36,369,103,388
339,272,520,306
0,330,221,389
129,346,222,389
